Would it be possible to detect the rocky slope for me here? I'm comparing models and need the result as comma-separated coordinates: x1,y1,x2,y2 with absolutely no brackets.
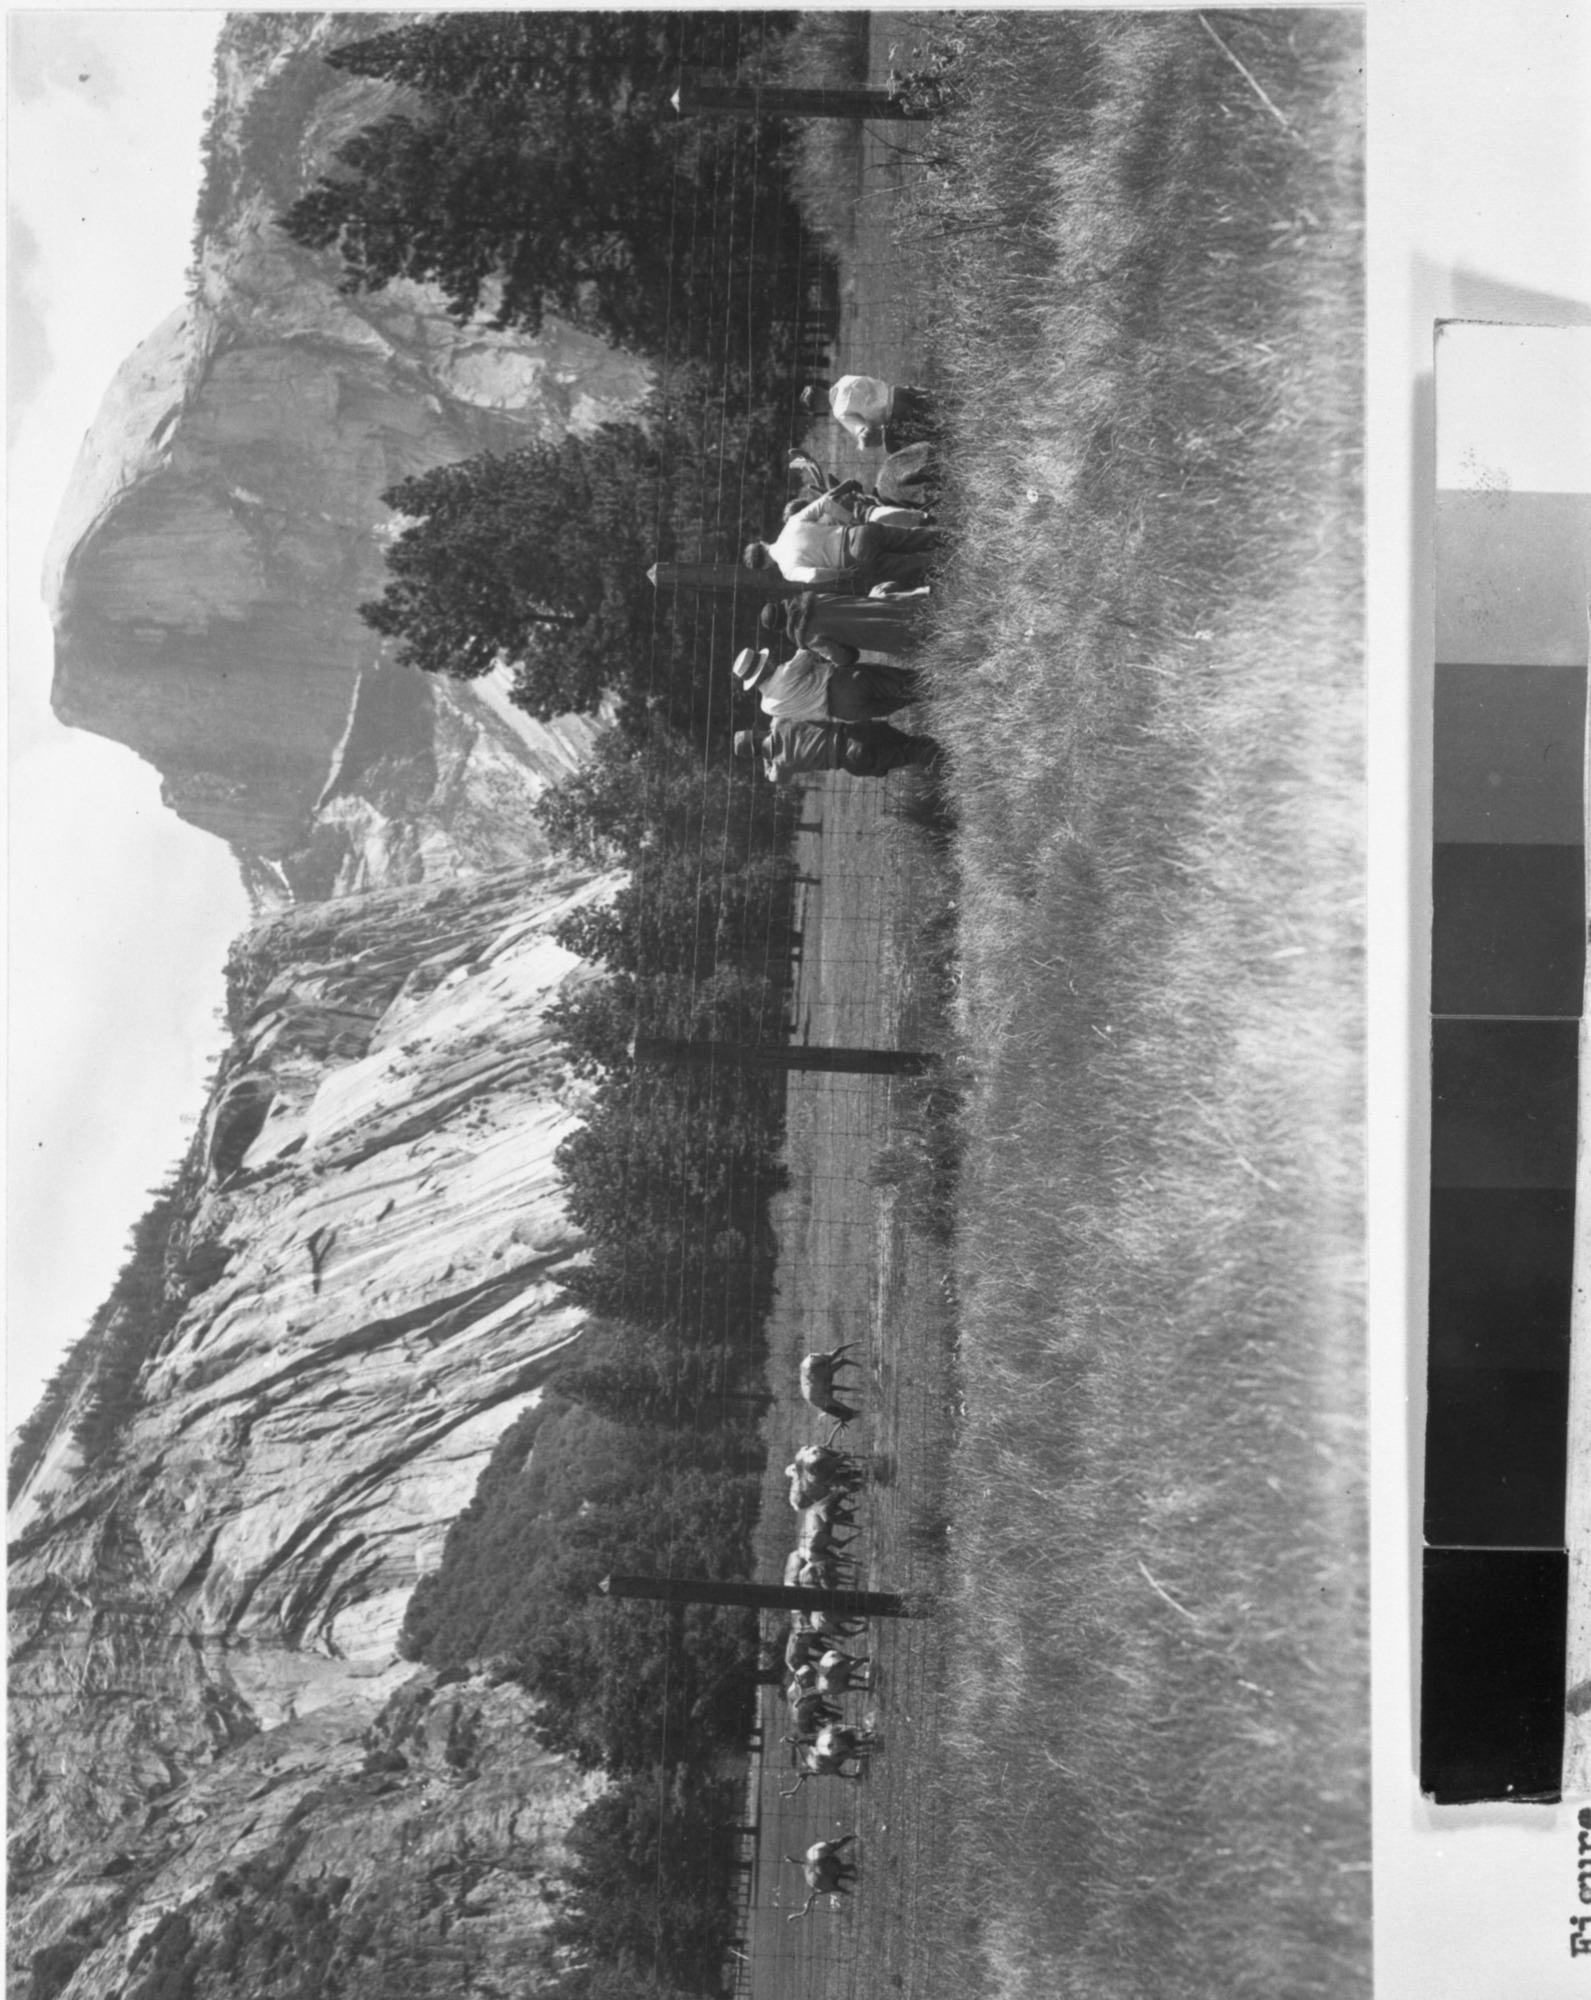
45,11,651,901
9,858,623,1998
13,21,680,1988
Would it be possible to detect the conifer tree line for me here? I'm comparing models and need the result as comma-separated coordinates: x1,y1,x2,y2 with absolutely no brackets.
277,11,834,737
9,1145,231,1503
276,23,831,1992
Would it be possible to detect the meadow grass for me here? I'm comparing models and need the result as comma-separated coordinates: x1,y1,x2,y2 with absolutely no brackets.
888,14,1367,1996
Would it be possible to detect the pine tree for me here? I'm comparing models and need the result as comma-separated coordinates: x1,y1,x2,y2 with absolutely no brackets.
360,430,659,716
278,13,808,362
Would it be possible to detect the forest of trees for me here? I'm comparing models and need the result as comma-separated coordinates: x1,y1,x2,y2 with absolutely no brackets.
397,732,799,1995
357,384,793,738
9,1150,231,1503
284,13,838,747
307,29,831,1993
278,13,821,382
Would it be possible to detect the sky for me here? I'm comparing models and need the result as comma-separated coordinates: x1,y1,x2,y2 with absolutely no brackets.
6,12,247,1427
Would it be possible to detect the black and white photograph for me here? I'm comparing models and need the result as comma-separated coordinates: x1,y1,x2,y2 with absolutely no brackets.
0,7,1583,1998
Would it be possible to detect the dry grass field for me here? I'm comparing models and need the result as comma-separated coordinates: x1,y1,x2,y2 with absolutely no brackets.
739,13,1365,2000
900,13,1367,1998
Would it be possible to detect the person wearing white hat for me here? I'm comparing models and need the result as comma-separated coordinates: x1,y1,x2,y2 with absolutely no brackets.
732,718,942,784
743,489,941,591
731,645,920,725
800,376,938,449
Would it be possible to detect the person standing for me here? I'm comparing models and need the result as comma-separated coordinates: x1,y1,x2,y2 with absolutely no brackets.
743,493,941,592
732,717,941,784
732,645,920,723
801,376,939,449
761,588,931,662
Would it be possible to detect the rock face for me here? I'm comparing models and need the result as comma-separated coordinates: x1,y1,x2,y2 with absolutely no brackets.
45,11,651,901
8,859,622,1996
14,22,672,1985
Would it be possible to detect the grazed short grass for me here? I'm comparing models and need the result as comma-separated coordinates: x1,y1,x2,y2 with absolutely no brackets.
890,14,1366,1998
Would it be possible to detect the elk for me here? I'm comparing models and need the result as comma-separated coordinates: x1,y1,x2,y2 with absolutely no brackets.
780,1722,876,1795
790,1428,850,1465
785,1626,824,1677
784,1835,857,1920
788,1468,847,1512
785,1439,863,1511
789,1551,856,1592
792,1605,867,1643
785,1682,842,1738
812,1646,874,1697
799,1343,861,1426
797,1505,858,1561
797,1487,857,1528
781,1722,875,1794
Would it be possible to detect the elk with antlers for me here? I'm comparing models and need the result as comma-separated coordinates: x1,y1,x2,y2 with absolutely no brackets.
781,1721,877,1795
785,1835,858,1919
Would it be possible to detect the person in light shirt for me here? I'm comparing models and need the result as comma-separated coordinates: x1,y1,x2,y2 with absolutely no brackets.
731,645,920,724
743,490,941,591
800,375,938,448
732,717,942,784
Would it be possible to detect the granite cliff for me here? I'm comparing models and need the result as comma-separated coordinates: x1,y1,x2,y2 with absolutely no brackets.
9,861,622,1998
12,18,671,1995
45,11,651,902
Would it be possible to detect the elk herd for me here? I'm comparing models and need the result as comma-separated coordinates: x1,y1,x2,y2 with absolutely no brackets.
774,1346,880,1918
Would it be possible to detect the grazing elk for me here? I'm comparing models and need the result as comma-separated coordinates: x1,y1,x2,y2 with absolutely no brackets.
785,1440,863,1512
799,1343,861,1427
812,1646,874,1697
797,1505,858,1561
785,1682,842,1738
792,1605,867,1643
785,1626,824,1677
800,1487,858,1528
789,1551,857,1592
780,1721,876,1795
788,1469,847,1512
785,1835,857,1920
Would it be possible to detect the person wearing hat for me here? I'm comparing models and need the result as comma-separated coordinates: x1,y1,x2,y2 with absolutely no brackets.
731,644,920,725
742,492,941,591
732,717,942,785
800,376,938,449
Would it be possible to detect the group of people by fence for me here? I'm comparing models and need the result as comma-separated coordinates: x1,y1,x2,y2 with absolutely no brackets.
732,376,948,785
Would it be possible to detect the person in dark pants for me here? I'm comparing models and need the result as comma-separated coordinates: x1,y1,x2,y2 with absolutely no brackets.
733,717,942,784
732,644,921,722
743,498,942,592
761,589,930,663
